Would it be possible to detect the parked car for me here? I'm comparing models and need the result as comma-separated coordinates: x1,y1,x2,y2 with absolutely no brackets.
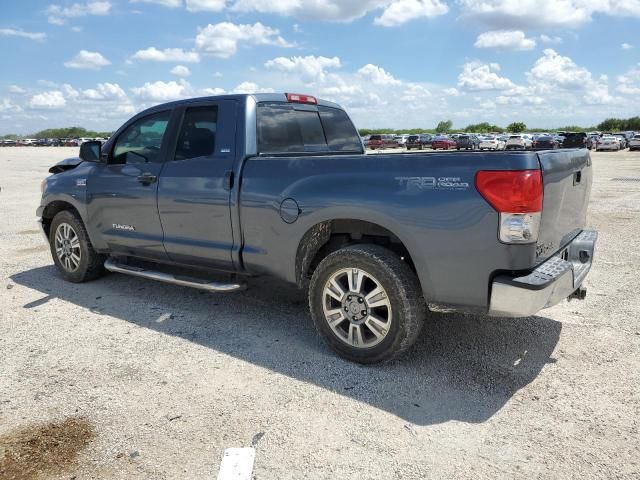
479,136,505,150
629,134,640,151
368,134,400,150
455,135,481,151
587,135,599,150
431,136,457,150
532,136,560,150
394,134,410,146
405,134,433,150
560,132,587,149
596,135,621,151
37,92,598,363
613,134,628,149
505,134,533,150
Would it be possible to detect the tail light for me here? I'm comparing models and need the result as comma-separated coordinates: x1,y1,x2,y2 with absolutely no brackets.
475,170,543,244
286,93,317,104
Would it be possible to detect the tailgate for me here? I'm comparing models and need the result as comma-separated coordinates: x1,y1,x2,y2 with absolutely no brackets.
536,149,592,262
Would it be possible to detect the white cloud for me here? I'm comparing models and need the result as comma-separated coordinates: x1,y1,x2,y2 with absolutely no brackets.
8,85,26,94
622,43,633,50
64,50,111,70
474,30,536,50
459,0,640,29
264,55,341,82
201,87,226,96
131,47,200,63
170,65,192,77
185,0,226,11
527,48,591,90
47,1,112,25
130,0,182,6
617,65,640,95
0,98,23,113
82,83,127,100
458,61,515,91
0,28,46,41
229,0,447,25
131,80,192,101
539,34,562,44
357,64,401,86
195,22,293,58
443,87,461,96
374,0,448,26
29,91,66,109
231,81,275,94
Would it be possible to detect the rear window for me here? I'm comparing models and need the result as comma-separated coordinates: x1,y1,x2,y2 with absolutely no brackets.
257,103,361,154
369,135,382,141
509,135,521,139
408,135,419,141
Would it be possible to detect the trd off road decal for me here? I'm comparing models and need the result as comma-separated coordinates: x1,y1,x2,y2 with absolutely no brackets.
395,176,470,191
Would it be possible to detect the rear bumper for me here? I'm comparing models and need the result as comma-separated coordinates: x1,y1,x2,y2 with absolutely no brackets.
488,229,598,317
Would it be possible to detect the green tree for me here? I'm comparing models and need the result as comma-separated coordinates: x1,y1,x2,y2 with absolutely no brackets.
506,122,527,133
435,120,452,133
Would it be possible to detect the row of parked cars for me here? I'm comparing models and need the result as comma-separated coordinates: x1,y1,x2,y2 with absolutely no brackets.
0,137,108,147
364,131,640,152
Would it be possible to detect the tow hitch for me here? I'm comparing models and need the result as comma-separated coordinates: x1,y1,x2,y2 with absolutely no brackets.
568,287,587,301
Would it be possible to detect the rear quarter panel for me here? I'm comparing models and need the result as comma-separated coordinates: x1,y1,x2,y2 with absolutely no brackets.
239,151,542,309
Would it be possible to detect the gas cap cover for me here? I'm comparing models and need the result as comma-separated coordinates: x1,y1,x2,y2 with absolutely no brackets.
280,198,300,224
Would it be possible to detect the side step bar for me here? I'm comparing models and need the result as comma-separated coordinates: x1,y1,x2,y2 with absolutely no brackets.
104,258,246,292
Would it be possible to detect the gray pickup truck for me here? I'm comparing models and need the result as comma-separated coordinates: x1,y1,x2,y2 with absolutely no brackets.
37,93,597,363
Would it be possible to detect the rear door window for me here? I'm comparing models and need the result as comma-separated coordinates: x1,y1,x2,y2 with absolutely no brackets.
257,103,362,154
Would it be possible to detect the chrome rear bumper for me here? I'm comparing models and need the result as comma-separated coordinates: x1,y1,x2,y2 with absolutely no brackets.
489,229,597,317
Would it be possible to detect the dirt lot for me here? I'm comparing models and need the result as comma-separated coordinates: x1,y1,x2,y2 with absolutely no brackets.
1,147,639,479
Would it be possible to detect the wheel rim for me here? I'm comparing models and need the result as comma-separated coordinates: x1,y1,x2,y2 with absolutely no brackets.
54,222,81,272
322,268,392,348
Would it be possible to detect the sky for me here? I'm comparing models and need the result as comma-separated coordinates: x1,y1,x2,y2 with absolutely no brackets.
1,0,640,134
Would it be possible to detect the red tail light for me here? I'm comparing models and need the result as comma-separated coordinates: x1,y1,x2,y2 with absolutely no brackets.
475,170,543,213
286,93,317,104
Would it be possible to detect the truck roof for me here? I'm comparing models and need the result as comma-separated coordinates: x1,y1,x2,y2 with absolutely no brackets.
136,93,343,118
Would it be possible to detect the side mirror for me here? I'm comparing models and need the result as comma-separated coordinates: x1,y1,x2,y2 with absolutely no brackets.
79,140,102,162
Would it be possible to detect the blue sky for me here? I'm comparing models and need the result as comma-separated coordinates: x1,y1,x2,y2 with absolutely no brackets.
1,0,640,134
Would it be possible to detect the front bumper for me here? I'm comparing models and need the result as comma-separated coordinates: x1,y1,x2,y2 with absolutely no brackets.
488,229,598,317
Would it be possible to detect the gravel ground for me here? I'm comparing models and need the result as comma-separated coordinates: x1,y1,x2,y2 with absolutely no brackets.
0,147,639,479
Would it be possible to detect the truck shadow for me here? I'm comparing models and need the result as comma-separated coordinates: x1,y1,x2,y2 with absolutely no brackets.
11,266,562,426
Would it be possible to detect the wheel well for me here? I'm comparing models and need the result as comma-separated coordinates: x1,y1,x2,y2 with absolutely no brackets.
295,219,416,287
41,201,81,238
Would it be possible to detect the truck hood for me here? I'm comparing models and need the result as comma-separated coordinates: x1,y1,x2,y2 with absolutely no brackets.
49,157,83,174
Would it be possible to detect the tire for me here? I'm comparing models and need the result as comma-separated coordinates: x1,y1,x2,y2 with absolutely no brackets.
308,244,426,363
49,210,106,283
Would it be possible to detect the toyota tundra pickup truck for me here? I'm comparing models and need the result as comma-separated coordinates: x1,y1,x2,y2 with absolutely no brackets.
37,93,597,363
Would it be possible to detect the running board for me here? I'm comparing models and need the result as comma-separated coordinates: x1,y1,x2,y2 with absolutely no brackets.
104,258,246,292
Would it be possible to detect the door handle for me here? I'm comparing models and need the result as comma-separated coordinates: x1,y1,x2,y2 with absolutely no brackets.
573,170,582,185
137,173,157,184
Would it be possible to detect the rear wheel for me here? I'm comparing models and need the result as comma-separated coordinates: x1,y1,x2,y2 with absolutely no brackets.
309,244,426,363
49,210,105,283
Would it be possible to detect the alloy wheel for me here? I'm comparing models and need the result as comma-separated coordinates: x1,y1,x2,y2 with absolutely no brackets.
54,222,81,272
322,268,392,348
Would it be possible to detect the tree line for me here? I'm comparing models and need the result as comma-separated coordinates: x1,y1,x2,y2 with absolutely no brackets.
1,127,113,140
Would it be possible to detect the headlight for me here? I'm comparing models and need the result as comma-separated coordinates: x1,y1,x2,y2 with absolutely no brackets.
41,178,48,193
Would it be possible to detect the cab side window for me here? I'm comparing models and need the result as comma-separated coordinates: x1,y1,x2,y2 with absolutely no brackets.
111,111,171,165
174,106,218,161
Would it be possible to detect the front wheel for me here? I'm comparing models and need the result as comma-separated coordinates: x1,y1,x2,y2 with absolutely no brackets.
49,210,106,283
308,244,426,363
